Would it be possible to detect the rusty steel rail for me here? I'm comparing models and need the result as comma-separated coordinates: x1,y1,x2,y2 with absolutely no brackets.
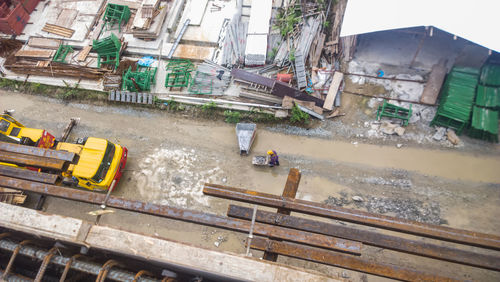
228,205,500,271
203,184,500,250
263,168,301,261
0,165,59,184
0,151,66,171
249,237,458,282
0,141,76,162
0,176,362,254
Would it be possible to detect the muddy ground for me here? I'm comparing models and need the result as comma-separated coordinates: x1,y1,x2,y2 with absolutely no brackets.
1,91,500,281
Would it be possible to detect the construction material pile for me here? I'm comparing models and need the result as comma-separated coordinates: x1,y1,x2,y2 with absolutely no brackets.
431,67,479,134
103,3,131,33
93,33,122,68
122,66,157,92
132,0,167,39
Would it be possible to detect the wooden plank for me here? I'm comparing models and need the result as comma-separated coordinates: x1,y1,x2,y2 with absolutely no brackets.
323,72,343,110
420,62,447,105
282,96,323,115
311,33,325,68
28,37,62,49
77,46,92,62
15,50,54,58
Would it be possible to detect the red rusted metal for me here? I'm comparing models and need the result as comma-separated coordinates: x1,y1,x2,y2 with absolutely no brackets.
0,176,362,254
59,254,82,282
2,240,32,279
249,237,458,282
0,151,66,170
0,141,75,162
228,204,500,271
203,183,500,250
20,0,40,13
97,260,120,282
0,2,29,35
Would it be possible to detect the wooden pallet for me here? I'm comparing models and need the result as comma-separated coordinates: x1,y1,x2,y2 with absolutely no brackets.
42,23,75,38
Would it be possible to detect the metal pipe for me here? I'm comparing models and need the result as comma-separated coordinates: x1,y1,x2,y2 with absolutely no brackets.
203,183,500,250
34,247,58,282
167,19,191,59
0,176,362,254
228,205,500,271
0,240,160,282
249,237,458,282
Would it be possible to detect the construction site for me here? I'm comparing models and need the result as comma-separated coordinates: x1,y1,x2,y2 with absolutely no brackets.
0,0,499,281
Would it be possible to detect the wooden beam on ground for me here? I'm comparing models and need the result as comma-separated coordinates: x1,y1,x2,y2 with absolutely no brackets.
0,152,66,171
323,72,343,110
59,118,78,142
229,205,500,271
249,237,458,282
0,166,59,184
263,168,301,261
203,184,500,250
0,176,362,254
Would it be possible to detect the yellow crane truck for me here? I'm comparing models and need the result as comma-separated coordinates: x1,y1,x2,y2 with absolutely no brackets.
0,113,127,192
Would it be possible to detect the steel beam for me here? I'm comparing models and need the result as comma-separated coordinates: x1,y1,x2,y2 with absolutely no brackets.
0,165,59,184
203,183,500,250
249,237,458,282
0,141,76,162
0,176,362,254
0,151,66,171
228,205,500,271
263,168,301,261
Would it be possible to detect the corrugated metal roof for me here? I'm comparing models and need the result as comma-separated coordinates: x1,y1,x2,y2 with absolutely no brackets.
340,0,500,52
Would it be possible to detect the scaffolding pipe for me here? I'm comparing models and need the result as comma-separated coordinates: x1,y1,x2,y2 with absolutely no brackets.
0,240,160,282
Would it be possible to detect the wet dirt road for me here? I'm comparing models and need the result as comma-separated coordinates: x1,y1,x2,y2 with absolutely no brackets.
1,92,499,281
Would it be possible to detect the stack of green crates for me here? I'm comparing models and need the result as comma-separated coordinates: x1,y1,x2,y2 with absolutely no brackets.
467,64,500,142
122,66,157,92
92,33,121,68
468,106,499,143
431,67,479,134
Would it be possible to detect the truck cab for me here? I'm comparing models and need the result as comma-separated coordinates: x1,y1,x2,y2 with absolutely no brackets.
0,114,56,148
56,137,127,191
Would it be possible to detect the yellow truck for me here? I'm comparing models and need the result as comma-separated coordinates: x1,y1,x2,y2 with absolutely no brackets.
0,113,128,192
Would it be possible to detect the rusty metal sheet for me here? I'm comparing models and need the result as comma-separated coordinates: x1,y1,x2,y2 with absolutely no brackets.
271,81,324,106
0,176,362,254
0,142,76,162
203,184,500,250
249,237,458,282
0,152,66,171
230,69,275,89
0,166,59,184
229,205,500,271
